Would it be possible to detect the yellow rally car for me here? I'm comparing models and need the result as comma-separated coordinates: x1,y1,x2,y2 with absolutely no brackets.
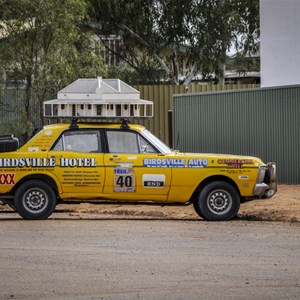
0,119,277,221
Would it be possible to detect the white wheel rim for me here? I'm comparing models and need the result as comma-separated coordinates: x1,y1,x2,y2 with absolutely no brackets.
22,188,49,214
207,189,233,215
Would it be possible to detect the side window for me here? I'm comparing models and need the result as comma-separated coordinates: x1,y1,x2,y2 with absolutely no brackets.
52,130,101,153
139,136,156,154
106,130,157,154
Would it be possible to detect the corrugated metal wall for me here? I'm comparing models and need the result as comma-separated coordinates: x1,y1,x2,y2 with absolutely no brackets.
173,85,300,184
134,84,258,144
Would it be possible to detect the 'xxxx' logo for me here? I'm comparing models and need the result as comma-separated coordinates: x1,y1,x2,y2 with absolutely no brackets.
0,174,15,185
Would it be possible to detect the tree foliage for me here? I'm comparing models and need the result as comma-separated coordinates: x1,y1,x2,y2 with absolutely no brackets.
0,0,106,136
88,0,259,85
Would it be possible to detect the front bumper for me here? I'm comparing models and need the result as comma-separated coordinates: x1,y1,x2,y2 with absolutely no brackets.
253,162,277,198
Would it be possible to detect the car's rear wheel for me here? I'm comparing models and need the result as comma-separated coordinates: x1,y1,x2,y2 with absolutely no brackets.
15,180,57,220
194,181,240,221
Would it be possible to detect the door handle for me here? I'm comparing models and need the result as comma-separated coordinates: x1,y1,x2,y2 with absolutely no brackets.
109,155,121,161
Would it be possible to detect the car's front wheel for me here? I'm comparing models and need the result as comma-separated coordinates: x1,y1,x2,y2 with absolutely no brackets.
194,181,240,221
15,180,57,220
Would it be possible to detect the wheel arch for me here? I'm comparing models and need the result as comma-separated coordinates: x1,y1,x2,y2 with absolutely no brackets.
12,174,59,196
190,175,241,203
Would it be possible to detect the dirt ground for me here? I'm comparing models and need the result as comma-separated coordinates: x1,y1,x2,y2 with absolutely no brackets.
48,185,300,222
238,185,300,222
1,185,299,222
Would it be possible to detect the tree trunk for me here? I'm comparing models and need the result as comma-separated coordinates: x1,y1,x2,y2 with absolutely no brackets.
24,75,33,141
218,61,226,85
183,64,198,85
171,48,179,85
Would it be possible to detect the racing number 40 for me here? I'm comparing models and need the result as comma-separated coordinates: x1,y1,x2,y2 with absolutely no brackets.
116,175,132,188
114,172,135,192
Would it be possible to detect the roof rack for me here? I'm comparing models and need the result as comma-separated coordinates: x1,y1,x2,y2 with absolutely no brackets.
43,77,153,120
65,117,132,130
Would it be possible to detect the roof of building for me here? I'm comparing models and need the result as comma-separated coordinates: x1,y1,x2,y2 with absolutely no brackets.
57,77,142,101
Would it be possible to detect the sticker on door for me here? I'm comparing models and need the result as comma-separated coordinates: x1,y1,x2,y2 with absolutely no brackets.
114,167,136,192
143,174,165,188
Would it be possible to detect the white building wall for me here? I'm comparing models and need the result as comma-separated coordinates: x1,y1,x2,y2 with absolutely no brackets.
260,0,300,87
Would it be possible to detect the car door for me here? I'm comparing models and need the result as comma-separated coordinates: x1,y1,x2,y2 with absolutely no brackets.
103,129,171,202
48,129,105,197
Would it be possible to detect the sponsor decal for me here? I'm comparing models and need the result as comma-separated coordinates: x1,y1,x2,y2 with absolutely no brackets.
0,173,15,185
127,156,137,160
187,159,208,168
221,169,251,175
0,158,56,168
45,130,52,136
28,147,39,152
144,158,186,168
217,159,253,169
61,170,101,186
0,157,96,168
143,174,165,188
143,158,208,168
114,167,135,192
60,158,96,168
117,162,133,168
30,133,55,148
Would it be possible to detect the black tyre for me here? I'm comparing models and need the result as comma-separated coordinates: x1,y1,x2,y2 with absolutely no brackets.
193,200,205,219
194,181,240,221
0,137,19,152
14,180,57,220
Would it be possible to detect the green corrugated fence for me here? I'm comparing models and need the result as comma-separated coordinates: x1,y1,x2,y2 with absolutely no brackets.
173,85,300,184
133,84,258,144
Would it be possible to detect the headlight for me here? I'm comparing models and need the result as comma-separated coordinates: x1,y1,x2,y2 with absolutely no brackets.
256,166,267,182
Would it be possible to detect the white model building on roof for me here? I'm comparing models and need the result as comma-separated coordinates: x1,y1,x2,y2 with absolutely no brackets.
43,77,153,118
